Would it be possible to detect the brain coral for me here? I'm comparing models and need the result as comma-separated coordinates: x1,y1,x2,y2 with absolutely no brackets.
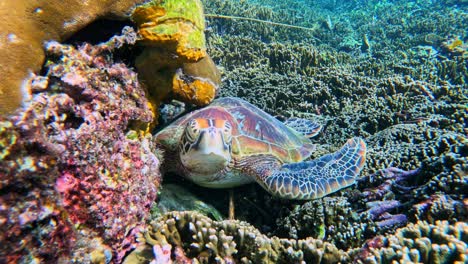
0,0,146,114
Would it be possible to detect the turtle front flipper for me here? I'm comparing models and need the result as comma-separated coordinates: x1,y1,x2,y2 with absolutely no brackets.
246,137,366,200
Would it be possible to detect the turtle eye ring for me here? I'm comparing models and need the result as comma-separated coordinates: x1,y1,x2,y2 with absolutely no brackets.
185,119,200,142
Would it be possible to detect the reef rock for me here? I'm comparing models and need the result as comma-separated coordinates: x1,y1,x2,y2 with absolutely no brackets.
0,0,146,114
0,28,160,263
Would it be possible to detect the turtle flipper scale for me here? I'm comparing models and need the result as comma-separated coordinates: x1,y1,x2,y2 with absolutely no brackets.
264,137,366,200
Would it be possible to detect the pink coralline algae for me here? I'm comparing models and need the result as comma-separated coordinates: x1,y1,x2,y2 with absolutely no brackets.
0,27,161,263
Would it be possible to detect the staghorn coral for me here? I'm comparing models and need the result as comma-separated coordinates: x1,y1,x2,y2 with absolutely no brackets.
132,0,220,122
0,0,146,114
354,220,468,264
0,28,160,263
124,211,350,264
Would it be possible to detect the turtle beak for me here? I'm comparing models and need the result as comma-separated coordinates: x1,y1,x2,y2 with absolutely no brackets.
197,129,230,158
181,129,231,174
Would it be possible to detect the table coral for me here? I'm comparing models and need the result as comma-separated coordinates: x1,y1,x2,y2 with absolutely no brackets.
0,0,146,115
132,0,220,122
0,28,160,263
123,211,350,264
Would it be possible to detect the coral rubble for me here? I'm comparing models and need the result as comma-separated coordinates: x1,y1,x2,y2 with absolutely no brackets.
0,28,160,263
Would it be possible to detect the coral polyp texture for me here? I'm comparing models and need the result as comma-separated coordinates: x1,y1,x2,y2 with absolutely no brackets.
354,220,468,264
123,211,350,264
274,197,378,250
0,0,146,114
132,0,220,121
0,28,160,263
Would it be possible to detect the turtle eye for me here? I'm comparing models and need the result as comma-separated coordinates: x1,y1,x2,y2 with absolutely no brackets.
185,119,200,143
222,121,232,144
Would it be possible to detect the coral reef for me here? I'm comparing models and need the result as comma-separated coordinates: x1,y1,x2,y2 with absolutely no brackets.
0,28,160,263
201,0,467,229
354,220,468,264
123,211,350,264
1,0,466,262
0,0,146,114
132,0,221,122
168,1,468,261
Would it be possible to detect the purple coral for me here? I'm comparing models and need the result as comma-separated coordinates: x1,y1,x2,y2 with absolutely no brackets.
357,167,421,230
0,28,160,263
360,167,420,200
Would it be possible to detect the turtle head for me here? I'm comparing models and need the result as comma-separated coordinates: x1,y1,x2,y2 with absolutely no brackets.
179,118,232,174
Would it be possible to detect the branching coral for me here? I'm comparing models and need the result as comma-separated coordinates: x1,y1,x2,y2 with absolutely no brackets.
124,211,350,264
274,197,377,250
354,220,468,264
411,194,467,224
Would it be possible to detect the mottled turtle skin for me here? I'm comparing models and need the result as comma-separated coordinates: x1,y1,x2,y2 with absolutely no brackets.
156,97,366,200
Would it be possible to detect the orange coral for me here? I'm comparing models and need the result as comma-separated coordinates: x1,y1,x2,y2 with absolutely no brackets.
132,0,220,122
172,55,221,105
173,74,217,106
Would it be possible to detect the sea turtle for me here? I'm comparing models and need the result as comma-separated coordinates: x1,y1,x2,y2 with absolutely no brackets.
155,97,366,200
